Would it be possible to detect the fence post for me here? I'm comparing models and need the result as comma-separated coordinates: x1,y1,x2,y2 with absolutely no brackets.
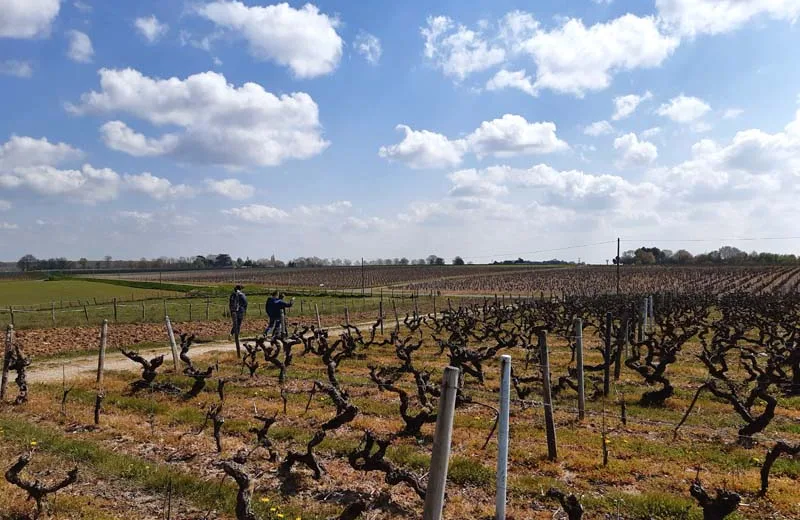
97,320,108,385
163,299,168,319
604,312,612,397
640,298,648,337
379,300,384,335
8,306,14,327
0,325,14,400
315,304,322,330
615,319,627,380
496,355,511,520
113,298,118,323
422,366,460,520
84,304,89,323
206,298,210,320
539,331,558,461
574,318,585,421
165,316,179,371
345,307,350,327
141,301,146,321
392,300,400,331
189,302,193,322
648,295,654,321
51,301,56,326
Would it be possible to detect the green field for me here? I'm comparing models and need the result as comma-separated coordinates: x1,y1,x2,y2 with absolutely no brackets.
0,279,180,308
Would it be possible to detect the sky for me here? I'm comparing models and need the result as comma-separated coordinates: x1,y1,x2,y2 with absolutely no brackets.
2,0,800,264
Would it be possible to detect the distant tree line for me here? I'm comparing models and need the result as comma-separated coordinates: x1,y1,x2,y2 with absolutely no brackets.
491,257,574,266
615,246,800,266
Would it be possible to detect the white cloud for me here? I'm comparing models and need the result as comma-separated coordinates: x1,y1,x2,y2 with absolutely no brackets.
73,1,91,13
123,172,193,200
723,108,744,119
656,0,800,37
0,60,33,78
205,178,255,200
642,127,662,139
195,1,343,78
117,211,153,224
134,15,169,44
0,135,83,169
421,15,506,81
612,91,652,120
465,114,569,158
222,204,289,223
69,68,329,169
379,125,467,169
485,69,536,96
508,14,679,97
66,30,94,63
0,222,18,230
584,120,614,136
447,169,508,198
354,31,381,65
614,133,658,167
0,0,60,38
657,95,711,123
0,200,11,211
0,164,120,203
380,115,567,168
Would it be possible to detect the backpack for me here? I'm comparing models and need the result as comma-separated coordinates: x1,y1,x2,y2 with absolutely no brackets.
229,291,240,313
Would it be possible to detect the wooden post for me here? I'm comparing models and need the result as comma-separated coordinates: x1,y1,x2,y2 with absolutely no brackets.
97,319,108,385
604,312,612,397
614,319,627,380
0,325,13,400
392,300,400,331
84,304,89,323
379,300,384,335
163,299,167,319
141,301,146,321
300,299,304,316
189,302,193,322
422,366,460,520
315,303,322,330
574,318,585,421
433,296,436,317
640,298,647,338
51,302,56,326
345,307,350,327
165,316,179,370
9,306,14,327
113,298,118,323
539,331,558,461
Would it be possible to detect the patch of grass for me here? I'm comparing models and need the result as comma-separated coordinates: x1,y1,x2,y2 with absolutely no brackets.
447,456,494,486
387,444,430,471
0,279,180,308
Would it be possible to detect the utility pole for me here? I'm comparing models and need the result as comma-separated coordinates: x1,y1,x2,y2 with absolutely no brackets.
616,237,621,295
361,257,365,297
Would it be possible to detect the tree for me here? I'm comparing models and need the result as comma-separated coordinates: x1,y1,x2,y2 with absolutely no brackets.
426,255,438,265
78,257,88,269
17,255,38,272
214,254,233,267
634,250,656,265
434,256,445,265
399,257,409,265
452,256,465,265
673,250,693,264
103,255,112,268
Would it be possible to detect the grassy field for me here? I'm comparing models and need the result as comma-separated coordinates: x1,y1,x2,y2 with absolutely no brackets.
0,279,181,308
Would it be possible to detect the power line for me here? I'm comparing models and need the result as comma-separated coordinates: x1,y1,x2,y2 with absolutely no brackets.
463,240,617,261
621,235,800,243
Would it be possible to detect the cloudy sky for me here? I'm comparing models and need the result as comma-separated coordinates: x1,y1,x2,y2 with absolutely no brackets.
2,0,800,263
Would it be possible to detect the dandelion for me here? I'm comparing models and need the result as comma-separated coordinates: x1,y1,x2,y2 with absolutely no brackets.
270,507,277,512
260,497,270,503
277,515,284,519
30,441,37,446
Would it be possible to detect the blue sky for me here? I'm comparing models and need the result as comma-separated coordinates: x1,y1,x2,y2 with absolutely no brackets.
2,0,800,263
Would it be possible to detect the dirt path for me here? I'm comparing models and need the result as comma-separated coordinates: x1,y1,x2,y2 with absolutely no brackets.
28,322,378,384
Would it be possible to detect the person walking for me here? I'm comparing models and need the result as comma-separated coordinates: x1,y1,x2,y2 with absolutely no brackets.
265,291,294,338
229,285,248,337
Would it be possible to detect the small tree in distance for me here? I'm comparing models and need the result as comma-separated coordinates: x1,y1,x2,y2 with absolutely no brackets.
452,256,465,265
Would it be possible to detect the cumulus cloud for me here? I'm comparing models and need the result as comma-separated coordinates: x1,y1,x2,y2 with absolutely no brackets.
584,120,614,137
421,15,506,81
614,133,658,167
485,69,536,96
69,68,329,169
194,1,343,78
294,200,352,218
123,172,193,200
0,0,60,38
465,114,569,158
0,135,84,169
66,30,93,63
222,204,289,223
656,0,800,37
380,114,567,168
379,125,467,169
642,127,662,139
657,95,711,123
73,1,91,13
134,15,169,43
612,91,653,120
354,31,381,65
205,178,255,200
0,60,33,78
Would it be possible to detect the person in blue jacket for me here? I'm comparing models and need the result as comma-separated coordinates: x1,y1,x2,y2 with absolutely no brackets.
265,291,293,338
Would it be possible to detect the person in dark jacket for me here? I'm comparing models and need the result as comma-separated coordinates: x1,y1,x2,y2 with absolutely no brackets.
265,291,293,338
229,285,248,336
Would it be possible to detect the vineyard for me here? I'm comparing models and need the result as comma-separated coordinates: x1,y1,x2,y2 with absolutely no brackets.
1,288,800,520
